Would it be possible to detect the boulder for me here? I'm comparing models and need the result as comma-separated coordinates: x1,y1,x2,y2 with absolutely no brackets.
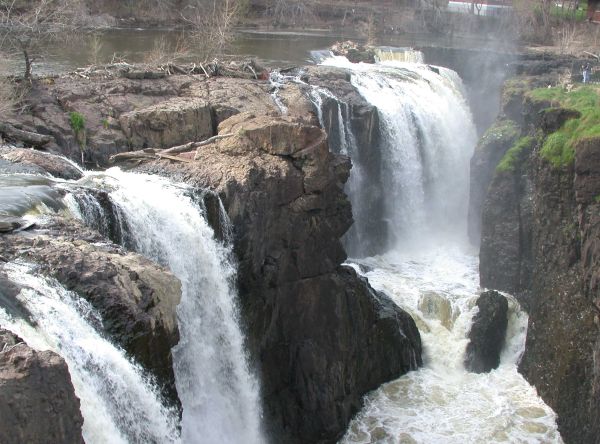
464,290,509,373
0,329,84,444
0,146,83,180
119,97,214,149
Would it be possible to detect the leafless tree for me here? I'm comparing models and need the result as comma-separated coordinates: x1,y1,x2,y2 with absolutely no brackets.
266,0,316,26
183,0,244,63
0,0,86,80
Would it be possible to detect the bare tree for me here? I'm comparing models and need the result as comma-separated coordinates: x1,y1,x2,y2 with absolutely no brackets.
0,0,86,80
184,0,244,63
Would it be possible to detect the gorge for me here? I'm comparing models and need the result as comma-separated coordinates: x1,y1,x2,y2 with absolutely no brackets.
0,38,596,444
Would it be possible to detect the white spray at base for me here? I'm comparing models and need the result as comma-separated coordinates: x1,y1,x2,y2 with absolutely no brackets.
0,262,180,444
307,55,562,443
67,168,264,444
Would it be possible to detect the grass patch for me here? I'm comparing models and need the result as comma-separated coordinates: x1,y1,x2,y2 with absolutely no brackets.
497,136,534,172
69,111,86,133
527,86,600,167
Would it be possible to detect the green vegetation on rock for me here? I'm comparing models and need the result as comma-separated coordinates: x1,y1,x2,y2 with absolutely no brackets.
497,136,534,173
69,111,86,133
480,119,519,146
528,86,600,168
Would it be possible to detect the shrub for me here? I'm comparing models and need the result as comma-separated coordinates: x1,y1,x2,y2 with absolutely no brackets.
69,112,86,134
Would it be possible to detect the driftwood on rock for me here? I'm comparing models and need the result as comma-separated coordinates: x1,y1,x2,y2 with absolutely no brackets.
109,133,234,165
0,122,54,147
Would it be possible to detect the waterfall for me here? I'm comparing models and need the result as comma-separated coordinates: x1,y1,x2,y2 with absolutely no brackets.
309,54,562,442
0,262,180,444
65,168,264,444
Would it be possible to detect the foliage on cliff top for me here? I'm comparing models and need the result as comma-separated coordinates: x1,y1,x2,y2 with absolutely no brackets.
528,86,600,167
497,136,535,173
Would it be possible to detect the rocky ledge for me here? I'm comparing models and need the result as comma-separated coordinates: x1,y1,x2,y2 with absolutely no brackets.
0,328,84,444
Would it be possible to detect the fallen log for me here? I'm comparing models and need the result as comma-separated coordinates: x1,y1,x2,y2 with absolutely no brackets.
160,133,234,155
0,122,54,147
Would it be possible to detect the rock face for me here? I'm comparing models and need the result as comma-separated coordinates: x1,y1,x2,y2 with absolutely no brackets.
4,73,281,166
119,97,213,148
302,66,386,256
475,55,600,443
464,290,508,373
0,329,84,444
139,110,422,443
0,216,182,405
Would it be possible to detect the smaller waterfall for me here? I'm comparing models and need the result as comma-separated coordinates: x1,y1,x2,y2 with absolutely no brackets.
374,47,425,64
65,169,264,444
0,262,180,444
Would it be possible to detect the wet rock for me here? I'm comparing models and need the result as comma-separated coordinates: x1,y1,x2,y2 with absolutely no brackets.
464,290,508,373
0,146,83,180
0,329,84,444
137,112,422,443
119,97,214,149
0,217,182,405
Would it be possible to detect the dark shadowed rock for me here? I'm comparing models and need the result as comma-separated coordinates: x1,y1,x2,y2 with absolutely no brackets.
464,290,508,373
0,329,84,444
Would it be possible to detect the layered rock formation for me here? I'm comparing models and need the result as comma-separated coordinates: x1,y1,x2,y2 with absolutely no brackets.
0,216,182,404
0,329,84,444
472,53,600,443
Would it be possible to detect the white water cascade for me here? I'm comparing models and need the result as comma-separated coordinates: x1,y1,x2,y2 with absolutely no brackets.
311,55,563,442
65,168,264,444
0,262,180,444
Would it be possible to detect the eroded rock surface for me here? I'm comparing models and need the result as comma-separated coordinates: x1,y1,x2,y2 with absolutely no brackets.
0,328,84,444
0,216,182,404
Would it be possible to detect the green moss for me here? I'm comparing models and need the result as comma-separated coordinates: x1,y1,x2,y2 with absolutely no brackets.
480,119,519,146
594,195,600,203
501,78,532,105
497,136,534,172
527,86,600,168
69,111,86,133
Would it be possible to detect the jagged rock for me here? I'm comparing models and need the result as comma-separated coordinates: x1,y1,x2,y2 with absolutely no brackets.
0,329,84,444
539,107,581,134
0,146,83,180
137,112,422,443
119,97,214,149
464,290,508,373
0,217,182,405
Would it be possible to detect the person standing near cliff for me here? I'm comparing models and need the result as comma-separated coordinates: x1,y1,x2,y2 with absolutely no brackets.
583,62,592,83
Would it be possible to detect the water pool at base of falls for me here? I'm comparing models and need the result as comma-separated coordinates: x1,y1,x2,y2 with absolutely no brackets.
340,248,562,444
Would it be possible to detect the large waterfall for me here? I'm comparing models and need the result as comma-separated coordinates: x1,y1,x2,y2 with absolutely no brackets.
311,55,563,443
66,169,264,444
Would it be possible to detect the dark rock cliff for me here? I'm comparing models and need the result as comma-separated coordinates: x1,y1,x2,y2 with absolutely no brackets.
0,329,85,444
473,53,600,444
139,109,422,443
